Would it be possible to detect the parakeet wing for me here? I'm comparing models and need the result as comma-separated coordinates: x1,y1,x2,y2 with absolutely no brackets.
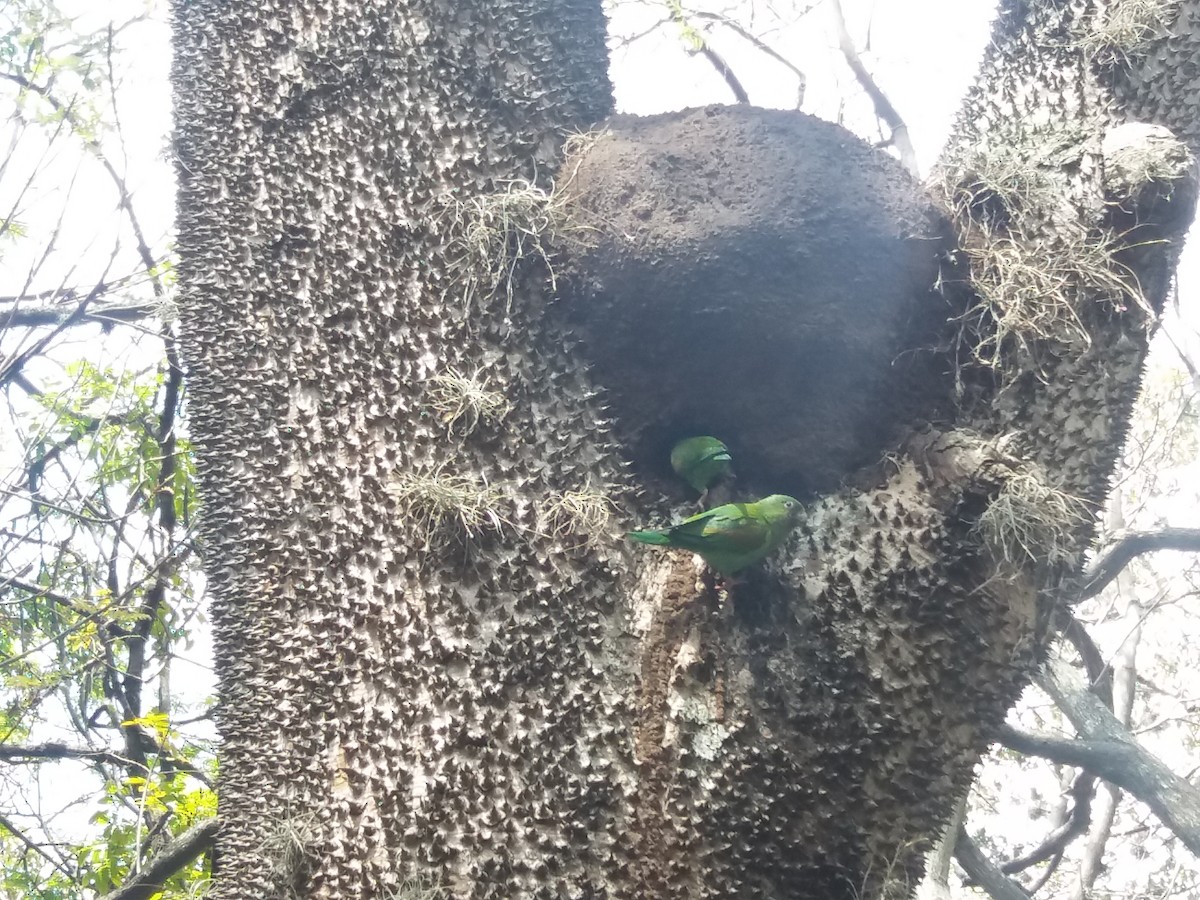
667,504,768,554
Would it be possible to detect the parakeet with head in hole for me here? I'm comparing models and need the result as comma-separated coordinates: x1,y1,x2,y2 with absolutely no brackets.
627,494,803,574
670,436,733,494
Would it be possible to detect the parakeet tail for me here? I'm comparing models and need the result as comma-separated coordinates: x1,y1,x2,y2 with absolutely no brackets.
626,529,671,545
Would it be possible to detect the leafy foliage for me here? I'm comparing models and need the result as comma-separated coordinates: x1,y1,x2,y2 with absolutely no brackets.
0,1,213,896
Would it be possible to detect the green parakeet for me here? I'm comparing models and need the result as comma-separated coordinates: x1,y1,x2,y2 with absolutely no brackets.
627,494,803,574
670,436,733,494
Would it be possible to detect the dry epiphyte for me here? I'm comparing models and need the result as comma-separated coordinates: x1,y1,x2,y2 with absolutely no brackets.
1077,0,1181,64
427,366,511,433
627,494,804,575
937,123,1091,222
937,128,1154,378
1101,123,1196,210
259,810,318,897
940,144,1061,222
973,467,1090,570
540,483,617,544
669,435,734,494
387,875,449,899
387,462,509,545
438,178,565,313
956,223,1148,368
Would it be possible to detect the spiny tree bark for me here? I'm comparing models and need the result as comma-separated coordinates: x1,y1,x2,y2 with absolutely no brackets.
171,1,1199,898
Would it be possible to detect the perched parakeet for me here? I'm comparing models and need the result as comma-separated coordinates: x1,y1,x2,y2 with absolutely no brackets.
627,494,804,574
670,436,733,494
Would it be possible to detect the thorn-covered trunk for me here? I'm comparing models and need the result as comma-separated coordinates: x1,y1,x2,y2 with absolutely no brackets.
171,0,1198,897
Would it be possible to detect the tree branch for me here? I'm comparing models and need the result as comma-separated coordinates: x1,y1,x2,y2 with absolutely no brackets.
996,660,1200,857
663,5,749,105
0,737,213,789
1056,610,1114,708
998,770,1095,874
828,0,917,175
689,10,808,107
1076,528,1200,601
0,811,75,878
0,740,133,768
1,296,158,329
954,828,1031,900
101,817,217,900
695,44,750,104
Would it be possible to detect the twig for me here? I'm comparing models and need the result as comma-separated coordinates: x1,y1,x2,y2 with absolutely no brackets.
696,44,750,104
0,811,75,879
828,0,918,175
690,10,808,106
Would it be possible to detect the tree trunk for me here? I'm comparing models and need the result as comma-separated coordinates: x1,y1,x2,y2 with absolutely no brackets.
171,0,1199,898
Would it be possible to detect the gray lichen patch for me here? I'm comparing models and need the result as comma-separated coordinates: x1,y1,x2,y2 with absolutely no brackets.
1101,122,1198,236
551,104,962,498
1103,123,1195,190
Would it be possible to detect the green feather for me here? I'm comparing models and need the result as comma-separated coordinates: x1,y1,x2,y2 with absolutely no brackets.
627,494,803,574
670,436,733,493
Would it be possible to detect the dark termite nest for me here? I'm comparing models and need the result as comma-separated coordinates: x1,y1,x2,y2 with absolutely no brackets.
553,105,960,498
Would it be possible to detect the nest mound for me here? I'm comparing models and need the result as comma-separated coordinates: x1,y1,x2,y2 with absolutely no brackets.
557,105,958,497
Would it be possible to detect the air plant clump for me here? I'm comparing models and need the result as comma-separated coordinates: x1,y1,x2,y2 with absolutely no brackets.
440,178,568,314
259,810,318,898
937,126,1156,384
974,467,1090,570
388,875,449,899
939,144,1061,224
427,366,511,434
1078,0,1181,64
957,221,1151,370
540,483,616,546
1101,125,1196,209
388,462,509,545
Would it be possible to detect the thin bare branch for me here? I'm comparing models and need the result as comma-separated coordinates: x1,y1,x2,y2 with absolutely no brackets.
998,770,1095,874
0,811,75,879
696,44,750,104
689,10,806,105
828,0,918,174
